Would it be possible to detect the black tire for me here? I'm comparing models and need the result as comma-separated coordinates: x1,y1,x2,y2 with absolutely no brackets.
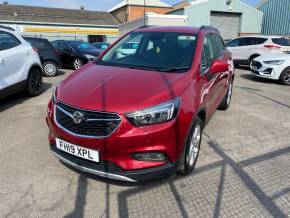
279,67,290,85
73,58,83,70
43,61,58,77
218,80,233,110
25,67,43,97
176,117,203,175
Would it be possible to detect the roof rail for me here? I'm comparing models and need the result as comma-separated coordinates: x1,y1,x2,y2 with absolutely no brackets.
199,25,220,33
0,25,15,31
138,25,154,29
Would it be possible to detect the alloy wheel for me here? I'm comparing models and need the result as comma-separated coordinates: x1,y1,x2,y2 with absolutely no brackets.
226,82,233,105
44,63,57,76
31,71,42,93
187,123,201,167
74,59,82,70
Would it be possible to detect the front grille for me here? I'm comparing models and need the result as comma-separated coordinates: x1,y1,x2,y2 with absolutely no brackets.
251,61,262,69
55,102,121,138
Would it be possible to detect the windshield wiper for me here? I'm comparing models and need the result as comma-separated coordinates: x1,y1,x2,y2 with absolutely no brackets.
159,66,190,72
128,65,158,71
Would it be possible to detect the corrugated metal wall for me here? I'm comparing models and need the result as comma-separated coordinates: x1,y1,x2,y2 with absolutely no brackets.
258,0,290,35
181,0,263,35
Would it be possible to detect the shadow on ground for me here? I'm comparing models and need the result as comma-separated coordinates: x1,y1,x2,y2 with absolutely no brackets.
0,82,52,113
63,135,290,218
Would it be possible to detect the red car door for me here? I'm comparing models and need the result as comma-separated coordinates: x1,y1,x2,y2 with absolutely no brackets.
198,33,222,117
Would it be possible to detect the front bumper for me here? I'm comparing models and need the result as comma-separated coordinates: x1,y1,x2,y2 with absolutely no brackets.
50,144,176,182
250,61,281,80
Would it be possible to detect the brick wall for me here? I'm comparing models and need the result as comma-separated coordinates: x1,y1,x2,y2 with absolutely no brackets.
111,6,172,23
128,6,172,21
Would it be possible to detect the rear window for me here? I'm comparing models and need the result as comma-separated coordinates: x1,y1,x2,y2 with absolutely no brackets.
25,38,54,50
272,37,290,46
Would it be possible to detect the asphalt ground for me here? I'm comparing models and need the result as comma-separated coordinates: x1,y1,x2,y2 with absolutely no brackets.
0,68,289,218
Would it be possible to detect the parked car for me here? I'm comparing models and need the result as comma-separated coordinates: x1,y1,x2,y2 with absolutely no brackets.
226,36,290,66
51,40,100,70
46,26,234,182
24,37,61,77
91,42,110,54
0,26,43,99
250,54,290,85
117,42,140,58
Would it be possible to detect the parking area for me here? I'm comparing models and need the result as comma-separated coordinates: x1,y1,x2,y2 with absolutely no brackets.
0,68,289,218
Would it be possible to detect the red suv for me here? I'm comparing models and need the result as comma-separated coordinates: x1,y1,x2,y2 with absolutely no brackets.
46,26,234,182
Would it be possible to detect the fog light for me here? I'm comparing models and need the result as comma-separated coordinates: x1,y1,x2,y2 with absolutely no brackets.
132,152,167,162
264,68,273,74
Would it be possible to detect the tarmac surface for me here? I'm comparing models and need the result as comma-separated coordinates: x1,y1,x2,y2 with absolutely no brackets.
0,68,289,218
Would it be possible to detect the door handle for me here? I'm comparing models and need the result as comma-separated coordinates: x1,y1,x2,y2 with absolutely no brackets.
0,58,4,64
24,51,29,56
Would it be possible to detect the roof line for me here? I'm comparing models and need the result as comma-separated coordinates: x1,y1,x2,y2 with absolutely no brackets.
0,20,118,28
257,0,270,8
0,4,107,13
171,0,188,7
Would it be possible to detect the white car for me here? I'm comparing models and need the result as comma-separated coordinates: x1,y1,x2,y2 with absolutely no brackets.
0,26,43,99
226,36,290,66
116,42,139,58
250,54,290,85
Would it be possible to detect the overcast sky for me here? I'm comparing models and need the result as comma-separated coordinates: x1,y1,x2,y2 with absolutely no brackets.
7,0,260,11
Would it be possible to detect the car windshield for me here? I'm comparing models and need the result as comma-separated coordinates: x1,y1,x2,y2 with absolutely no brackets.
69,41,96,51
94,43,110,49
97,32,197,72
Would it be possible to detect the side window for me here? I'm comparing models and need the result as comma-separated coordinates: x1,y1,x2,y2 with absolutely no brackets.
26,39,40,49
200,34,215,73
239,37,256,46
51,41,59,49
211,34,225,58
0,31,21,51
255,38,267,45
41,40,53,50
239,38,248,46
59,42,70,51
226,38,240,47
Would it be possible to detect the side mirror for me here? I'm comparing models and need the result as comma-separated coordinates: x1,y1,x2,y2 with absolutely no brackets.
209,60,229,75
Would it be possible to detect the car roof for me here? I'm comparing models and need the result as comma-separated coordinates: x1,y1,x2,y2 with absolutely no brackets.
0,25,15,32
233,35,289,39
133,26,201,34
24,37,49,41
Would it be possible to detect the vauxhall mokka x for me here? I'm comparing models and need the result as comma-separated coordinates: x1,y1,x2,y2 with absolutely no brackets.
47,26,234,182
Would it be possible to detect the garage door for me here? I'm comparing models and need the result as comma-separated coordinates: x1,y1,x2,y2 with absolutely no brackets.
210,12,241,40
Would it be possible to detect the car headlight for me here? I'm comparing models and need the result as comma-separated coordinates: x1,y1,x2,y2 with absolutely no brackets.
125,98,180,127
84,54,96,60
263,60,285,65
